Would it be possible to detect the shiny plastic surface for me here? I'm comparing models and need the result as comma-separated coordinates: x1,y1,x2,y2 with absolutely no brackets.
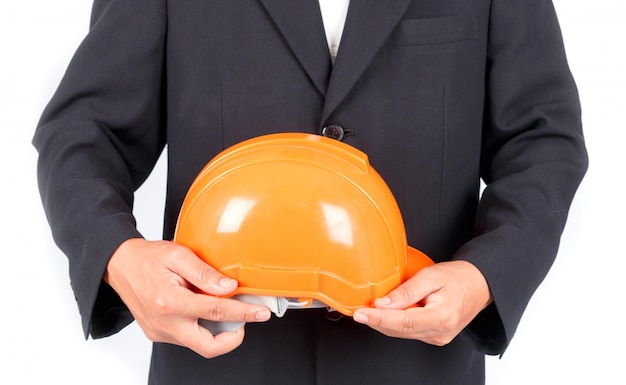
174,133,433,315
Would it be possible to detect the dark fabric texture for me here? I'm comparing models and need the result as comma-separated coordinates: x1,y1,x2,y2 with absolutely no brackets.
33,0,588,383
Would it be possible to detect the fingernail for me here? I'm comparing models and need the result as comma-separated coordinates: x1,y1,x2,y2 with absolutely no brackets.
353,311,369,324
375,296,391,307
256,309,271,321
219,277,236,289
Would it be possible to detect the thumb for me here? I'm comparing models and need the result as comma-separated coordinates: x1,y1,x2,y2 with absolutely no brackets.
168,242,238,296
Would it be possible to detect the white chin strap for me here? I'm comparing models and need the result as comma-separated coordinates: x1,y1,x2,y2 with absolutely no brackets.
199,294,329,335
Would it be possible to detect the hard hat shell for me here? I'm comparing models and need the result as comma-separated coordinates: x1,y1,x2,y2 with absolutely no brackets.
173,133,433,316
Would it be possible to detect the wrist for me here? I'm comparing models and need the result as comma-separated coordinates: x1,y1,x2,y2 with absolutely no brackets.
104,237,145,285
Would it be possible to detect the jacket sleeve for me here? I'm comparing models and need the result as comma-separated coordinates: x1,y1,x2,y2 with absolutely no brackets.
456,0,588,355
33,0,167,339
456,0,588,354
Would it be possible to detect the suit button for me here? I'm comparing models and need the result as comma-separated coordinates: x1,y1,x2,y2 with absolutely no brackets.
321,124,344,141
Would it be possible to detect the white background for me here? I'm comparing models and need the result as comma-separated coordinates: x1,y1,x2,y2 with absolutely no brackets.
1,1,624,384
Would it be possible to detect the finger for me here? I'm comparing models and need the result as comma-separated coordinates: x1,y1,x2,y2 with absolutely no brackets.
375,268,441,310
179,321,247,359
194,295,272,324
146,290,269,356
164,288,271,325
353,306,448,342
353,307,425,336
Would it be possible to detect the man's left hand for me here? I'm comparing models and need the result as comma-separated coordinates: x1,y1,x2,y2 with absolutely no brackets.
352,260,493,346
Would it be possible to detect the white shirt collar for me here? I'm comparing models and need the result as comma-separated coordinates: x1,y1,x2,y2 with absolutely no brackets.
318,0,350,63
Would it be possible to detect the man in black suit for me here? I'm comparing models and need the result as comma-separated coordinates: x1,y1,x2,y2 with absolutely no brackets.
34,0,588,384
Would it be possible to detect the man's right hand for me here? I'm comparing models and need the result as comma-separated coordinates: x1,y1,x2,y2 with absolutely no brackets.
104,238,272,358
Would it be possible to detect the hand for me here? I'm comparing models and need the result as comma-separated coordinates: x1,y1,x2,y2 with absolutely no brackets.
104,238,271,358
352,260,493,346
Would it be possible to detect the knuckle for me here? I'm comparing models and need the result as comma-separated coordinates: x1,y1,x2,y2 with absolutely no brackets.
154,292,178,316
160,242,182,262
240,308,254,322
369,313,385,328
395,285,413,302
206,302,228,322
197,265,219,285
400,314,418,332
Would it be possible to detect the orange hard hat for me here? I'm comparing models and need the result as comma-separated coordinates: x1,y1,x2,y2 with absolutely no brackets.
173,132,433,316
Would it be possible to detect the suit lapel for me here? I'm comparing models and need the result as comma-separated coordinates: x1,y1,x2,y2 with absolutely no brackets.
258,0,413,126
258,0,332,97
321,0,413,124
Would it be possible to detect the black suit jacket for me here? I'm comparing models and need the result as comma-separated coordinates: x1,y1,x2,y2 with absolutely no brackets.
34,0,587,384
